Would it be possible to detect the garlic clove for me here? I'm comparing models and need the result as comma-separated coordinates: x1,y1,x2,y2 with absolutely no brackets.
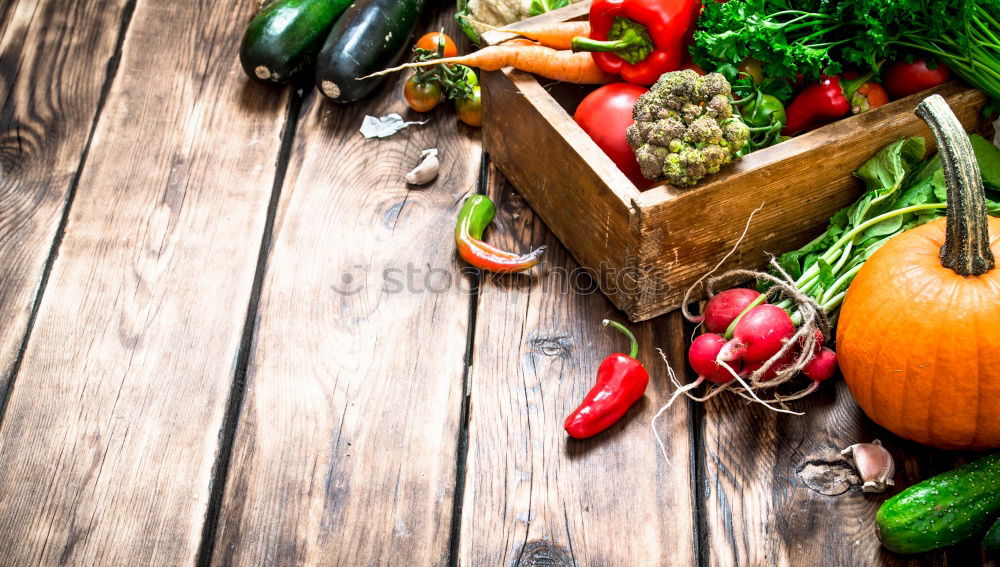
841,439,895,493
405,148,439,185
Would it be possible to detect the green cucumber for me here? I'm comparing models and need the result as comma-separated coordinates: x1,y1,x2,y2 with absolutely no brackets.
985,516,1000,549
314,0,429,103
239,0,350,84
876,453,1000,554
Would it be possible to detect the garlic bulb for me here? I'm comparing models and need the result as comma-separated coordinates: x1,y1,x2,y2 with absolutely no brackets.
406,149,439,185
841,439,895,493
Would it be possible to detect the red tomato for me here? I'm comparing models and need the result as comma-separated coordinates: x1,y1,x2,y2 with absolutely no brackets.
403,74,443,112
415,32,458,58
573,83,651,189
882,59,950,99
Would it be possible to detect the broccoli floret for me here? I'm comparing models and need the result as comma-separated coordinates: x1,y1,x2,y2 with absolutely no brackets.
627,71,749,187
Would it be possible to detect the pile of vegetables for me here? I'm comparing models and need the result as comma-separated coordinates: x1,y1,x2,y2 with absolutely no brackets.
441,0,971,189
668,96,1000,412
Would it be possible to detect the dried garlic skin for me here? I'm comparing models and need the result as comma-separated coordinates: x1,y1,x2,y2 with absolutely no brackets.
841,440,895,493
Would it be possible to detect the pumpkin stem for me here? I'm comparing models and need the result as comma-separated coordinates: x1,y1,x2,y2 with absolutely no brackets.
915,95,995,276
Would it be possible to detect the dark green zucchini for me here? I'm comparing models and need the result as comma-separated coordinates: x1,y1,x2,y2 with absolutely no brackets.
239,0,350,84
876,453,1000,554
314,0,429,103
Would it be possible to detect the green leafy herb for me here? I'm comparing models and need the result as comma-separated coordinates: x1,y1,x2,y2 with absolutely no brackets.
690,0,1000,104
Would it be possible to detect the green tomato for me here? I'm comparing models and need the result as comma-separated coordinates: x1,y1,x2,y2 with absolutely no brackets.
458,65,478,87
740,94,786,129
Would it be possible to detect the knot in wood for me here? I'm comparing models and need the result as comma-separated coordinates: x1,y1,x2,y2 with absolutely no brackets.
530,336,573,358
516,540,574,567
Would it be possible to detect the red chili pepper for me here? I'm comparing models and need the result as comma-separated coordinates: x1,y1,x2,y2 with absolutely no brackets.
782,73,881,136
570,0,701,86
455,195,545,273
564,320,649,439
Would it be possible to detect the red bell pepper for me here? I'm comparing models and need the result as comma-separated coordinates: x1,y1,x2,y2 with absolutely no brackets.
570,0,701,86
782,73,886,136
455,195,545,273
564,320,649,439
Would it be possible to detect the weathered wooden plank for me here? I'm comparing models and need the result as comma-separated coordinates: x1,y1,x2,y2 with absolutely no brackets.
459,164,696,566
209,12,482,566
699,379,985,566
0,0,131,399
0,0,290,563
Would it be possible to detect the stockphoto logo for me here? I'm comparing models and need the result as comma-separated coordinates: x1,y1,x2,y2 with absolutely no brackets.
330,263,669,297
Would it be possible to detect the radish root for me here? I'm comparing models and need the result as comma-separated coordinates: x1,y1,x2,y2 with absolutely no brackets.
657,206,830,422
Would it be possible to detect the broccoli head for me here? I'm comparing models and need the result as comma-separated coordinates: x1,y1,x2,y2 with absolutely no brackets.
626,70,750,187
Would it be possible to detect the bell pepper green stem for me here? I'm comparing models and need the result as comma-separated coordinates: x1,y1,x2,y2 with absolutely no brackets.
603,319,639,359
571,17,654,64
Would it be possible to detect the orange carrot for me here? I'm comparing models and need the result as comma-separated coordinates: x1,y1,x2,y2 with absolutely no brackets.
500,38,541,47
364,45,615,85
460,16,591,50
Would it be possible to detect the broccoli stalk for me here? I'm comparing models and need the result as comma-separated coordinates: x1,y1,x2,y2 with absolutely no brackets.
625,70,751,187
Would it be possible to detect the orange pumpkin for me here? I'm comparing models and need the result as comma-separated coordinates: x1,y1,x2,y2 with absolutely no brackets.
838,95,1000,450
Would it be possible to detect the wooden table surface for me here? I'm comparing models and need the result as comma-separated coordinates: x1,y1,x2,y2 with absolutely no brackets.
1,0,998,565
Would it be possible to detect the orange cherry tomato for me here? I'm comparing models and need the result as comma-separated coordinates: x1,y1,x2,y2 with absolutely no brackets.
415,32,458,58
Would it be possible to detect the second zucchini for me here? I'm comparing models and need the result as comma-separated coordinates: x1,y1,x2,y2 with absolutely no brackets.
314,0,429,103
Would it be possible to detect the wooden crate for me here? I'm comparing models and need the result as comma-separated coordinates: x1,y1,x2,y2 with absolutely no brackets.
480,1,989,321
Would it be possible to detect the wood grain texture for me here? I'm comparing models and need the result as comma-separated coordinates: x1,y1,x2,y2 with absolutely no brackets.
459,163,696,566
209,11,482,566
0,0,290,563
700,379,990,566
0,0,131,395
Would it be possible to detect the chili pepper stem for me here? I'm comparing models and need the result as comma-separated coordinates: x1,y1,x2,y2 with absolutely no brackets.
603,319,639,358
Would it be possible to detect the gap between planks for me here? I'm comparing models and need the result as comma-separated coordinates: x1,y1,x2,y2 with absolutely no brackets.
196,86,306,567
0,0,140,429
447,152,489,567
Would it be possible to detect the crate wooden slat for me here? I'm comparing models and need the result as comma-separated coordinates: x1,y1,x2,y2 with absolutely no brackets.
482,2,989,321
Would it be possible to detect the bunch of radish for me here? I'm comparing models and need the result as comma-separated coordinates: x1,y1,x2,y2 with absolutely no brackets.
674,287,839,411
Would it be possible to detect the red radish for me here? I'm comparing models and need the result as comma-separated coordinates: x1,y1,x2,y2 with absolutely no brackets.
718,304,795,363
798,328,825,356
741,350,796,381
689,333,740,383
664,333,742,410
803,347,838,382
701,288,763,333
